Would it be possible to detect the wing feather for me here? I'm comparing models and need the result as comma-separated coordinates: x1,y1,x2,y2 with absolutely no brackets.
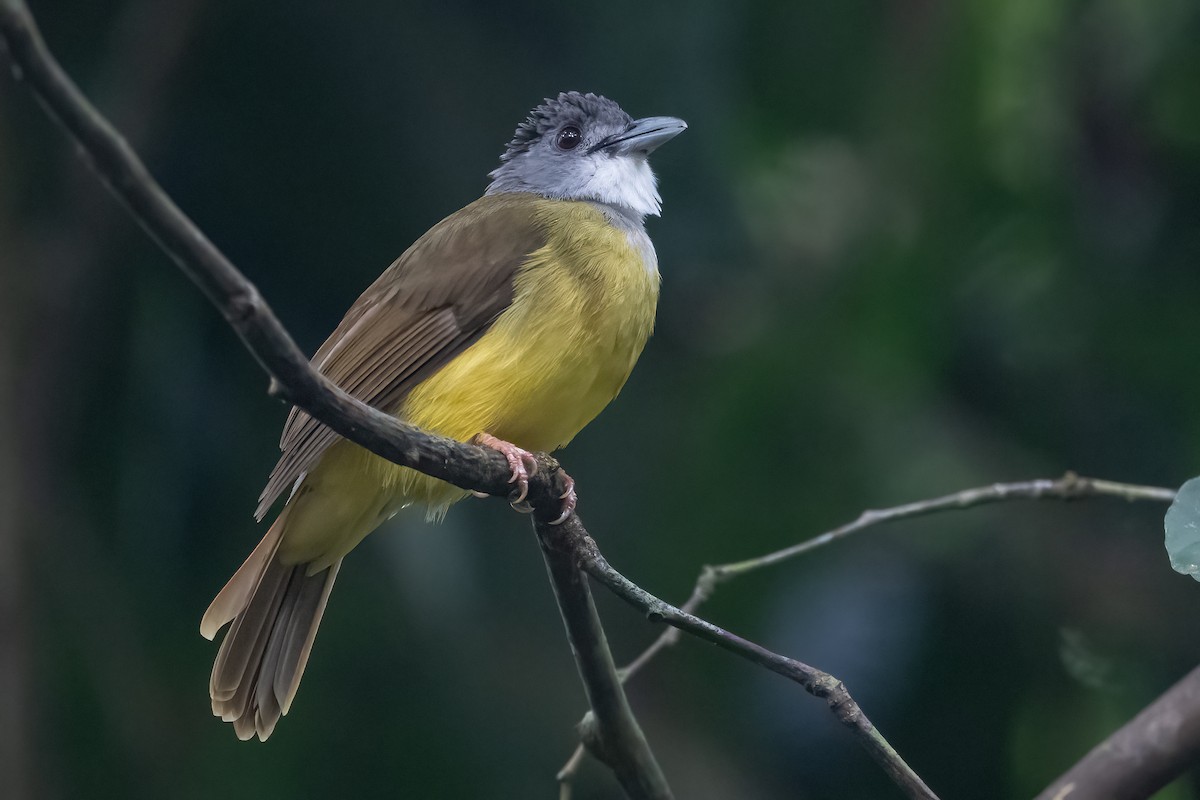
256,194,548,520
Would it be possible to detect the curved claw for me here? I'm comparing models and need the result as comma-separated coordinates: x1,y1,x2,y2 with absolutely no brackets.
472,433,537,503
550,472,577,526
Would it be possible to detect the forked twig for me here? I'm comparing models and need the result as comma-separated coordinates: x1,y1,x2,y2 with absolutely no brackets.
558,473,1175,790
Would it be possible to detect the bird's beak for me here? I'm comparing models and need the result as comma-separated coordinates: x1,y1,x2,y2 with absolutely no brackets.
593,116,688,155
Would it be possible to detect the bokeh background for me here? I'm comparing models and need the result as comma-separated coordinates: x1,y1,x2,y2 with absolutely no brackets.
3,0,1200,797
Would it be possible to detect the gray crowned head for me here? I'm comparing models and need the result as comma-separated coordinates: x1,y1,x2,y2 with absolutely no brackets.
486,92,686,219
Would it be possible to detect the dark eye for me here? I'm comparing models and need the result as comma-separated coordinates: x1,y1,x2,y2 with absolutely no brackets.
555,125,582,150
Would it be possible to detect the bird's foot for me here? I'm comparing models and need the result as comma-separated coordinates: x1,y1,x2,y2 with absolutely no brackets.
470,434,577,523
471,433,538,506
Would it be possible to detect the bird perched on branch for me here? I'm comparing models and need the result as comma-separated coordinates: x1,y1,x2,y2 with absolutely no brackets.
200,91,686,740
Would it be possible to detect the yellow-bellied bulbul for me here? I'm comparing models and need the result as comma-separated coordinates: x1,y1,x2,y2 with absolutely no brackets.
200,92,686,740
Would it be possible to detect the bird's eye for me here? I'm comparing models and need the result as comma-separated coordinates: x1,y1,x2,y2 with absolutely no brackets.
556,125,582,151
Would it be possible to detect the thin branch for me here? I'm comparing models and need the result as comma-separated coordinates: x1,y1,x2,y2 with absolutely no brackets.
0,4,936,798
557,745,588,799
716,473,1174,580
18,2,207,795
1035,662,1200,800
558,473,1177,789
554,517,940,800
558,578,712,790
537,519,673,800
629,473,1174,684
0,0,521,506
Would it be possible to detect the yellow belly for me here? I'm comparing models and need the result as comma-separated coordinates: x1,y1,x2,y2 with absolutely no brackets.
280,200,659,568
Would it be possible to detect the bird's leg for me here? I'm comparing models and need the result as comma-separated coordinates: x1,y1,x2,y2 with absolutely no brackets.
471,433,539,506
470,433,577,523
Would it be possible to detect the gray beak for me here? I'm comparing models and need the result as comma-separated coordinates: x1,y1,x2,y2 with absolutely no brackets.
595,116,688,155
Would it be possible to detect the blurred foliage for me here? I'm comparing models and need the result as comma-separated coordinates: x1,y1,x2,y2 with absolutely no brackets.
3,0,1200,797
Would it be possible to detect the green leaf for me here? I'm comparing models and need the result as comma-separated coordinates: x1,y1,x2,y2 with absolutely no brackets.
1164,476,1200,581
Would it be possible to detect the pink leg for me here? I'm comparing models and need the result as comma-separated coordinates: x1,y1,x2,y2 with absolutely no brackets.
471,433,538,504
470,433,577,524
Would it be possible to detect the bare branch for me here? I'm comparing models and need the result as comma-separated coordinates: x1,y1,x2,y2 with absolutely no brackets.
714,473,1174,579
560,473,1177,790
1035,663,1200,800
1,1,205,796
0,0,522,506
553,516,940,800
537,519,673,800
622,473,1176,686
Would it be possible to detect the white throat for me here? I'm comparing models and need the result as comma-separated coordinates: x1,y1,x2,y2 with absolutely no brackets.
581,155,662,218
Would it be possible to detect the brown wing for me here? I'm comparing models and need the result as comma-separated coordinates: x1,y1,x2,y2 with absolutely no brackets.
255,194,548,520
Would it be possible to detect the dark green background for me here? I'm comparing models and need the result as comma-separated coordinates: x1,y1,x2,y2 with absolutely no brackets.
3,0,1200,797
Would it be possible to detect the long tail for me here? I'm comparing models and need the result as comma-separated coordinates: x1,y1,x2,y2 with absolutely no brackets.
200,515,340,741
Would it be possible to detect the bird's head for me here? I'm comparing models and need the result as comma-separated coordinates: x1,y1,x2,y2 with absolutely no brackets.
486,92,686,219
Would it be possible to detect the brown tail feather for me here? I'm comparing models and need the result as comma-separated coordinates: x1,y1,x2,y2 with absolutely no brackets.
201,516,341,741
201,513,287,642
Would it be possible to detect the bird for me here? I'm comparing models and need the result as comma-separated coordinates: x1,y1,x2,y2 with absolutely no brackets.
199,91,686,741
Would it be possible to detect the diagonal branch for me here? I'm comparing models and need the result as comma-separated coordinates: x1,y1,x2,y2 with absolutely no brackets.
0,0,519,506
537,518,673,800
553,516,938,800
0,3,935,797
558,473,1176,789
1034,662,1200,800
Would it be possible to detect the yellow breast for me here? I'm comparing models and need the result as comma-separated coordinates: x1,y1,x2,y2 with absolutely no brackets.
360,198,658,515
402,199,659,448
279,199,659,566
